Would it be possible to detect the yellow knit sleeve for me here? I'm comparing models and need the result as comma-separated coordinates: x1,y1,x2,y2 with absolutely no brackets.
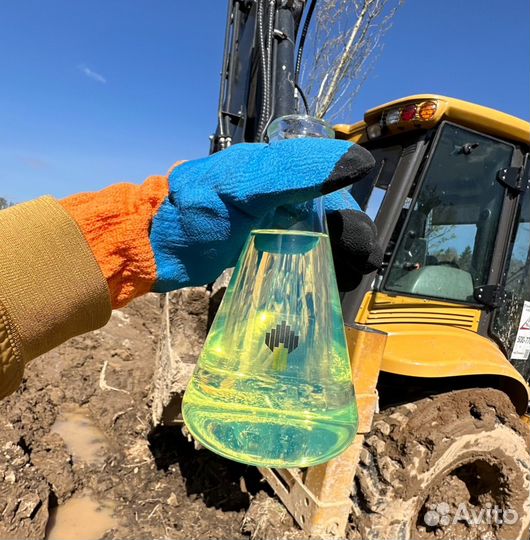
0,299,24,400
0,197,112,399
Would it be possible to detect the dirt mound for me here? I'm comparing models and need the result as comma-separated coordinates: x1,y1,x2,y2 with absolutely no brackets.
0,295,266,539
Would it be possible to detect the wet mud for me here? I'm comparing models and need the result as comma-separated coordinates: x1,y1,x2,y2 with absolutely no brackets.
0,295,267,539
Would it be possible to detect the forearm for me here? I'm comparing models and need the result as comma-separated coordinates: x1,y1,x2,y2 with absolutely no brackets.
0,170,176,400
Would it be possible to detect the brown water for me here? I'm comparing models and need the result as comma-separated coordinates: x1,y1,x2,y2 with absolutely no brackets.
45,494,117,540
51,406,108,465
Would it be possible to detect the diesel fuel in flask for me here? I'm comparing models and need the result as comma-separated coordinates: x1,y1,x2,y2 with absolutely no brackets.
182,115,358,468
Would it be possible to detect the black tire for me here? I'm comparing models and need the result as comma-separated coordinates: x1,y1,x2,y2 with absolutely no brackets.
349,388,530,540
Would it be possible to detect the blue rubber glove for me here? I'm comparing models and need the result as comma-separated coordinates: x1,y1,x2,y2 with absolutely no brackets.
150,138,378,291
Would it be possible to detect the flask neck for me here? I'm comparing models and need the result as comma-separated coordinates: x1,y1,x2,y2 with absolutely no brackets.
267,115,333,235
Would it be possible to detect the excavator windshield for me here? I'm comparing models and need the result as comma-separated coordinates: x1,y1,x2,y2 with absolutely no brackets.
382,122,514,303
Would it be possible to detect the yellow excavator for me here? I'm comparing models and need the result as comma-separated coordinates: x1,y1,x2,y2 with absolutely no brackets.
152,2,530,538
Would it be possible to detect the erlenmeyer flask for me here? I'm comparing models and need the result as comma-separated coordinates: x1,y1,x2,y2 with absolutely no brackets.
182,115,358,468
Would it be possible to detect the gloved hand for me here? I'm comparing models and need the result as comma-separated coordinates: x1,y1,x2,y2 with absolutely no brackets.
62,138,381,308
325,191,383,291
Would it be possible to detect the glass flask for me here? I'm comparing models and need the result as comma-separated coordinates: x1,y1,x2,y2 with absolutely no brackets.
182,115,358,468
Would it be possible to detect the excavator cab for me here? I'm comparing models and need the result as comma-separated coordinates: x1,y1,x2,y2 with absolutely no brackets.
336,99,530,397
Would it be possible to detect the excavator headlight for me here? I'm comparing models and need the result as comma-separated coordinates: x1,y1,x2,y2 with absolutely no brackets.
385,108,401,125
367,124,382,139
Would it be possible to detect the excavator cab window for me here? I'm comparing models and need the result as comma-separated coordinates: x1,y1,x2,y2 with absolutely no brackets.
491,185,530,378
349,144,402,220
383,122,514,303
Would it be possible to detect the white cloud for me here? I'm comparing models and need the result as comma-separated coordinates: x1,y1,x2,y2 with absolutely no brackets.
17,155,52,171
78,64,107,84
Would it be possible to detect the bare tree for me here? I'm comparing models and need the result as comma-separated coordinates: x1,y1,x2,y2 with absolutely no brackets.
299,0,403,121
0,198,12,210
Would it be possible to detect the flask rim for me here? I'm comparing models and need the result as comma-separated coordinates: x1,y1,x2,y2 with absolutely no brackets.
267,114,335,142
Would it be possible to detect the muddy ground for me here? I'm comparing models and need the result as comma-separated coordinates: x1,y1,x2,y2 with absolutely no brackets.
3,294,528,540
0,295,298,540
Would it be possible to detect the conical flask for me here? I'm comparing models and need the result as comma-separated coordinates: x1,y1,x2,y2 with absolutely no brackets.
182,115,358,468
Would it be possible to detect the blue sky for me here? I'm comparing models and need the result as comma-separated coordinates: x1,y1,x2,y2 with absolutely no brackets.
1,0,528,203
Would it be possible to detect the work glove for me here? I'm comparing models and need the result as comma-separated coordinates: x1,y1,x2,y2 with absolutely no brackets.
62,138,381,308
325,191,382,291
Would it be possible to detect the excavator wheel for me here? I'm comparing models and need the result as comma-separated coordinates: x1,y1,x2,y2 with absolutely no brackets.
349,388,530,540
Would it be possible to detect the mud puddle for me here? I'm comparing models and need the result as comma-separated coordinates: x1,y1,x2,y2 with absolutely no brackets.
51,405,108,465
45,493,117,540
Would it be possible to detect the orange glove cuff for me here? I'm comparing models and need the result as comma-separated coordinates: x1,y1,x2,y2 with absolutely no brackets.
60,174,170,308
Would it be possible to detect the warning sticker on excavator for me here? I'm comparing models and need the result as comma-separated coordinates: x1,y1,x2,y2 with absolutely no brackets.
512,301,530,361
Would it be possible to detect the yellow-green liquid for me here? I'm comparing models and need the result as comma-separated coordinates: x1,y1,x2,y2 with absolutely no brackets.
182,230,358,468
